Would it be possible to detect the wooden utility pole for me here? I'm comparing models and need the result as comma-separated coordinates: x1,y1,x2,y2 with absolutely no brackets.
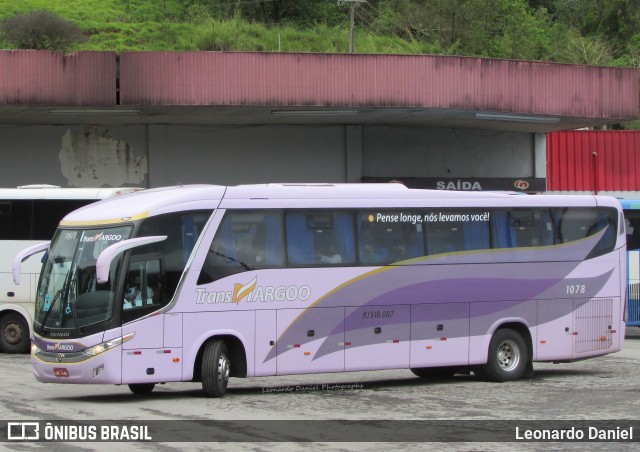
340,0,366,53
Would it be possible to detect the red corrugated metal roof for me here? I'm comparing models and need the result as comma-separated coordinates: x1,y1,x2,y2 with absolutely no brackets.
119,52,638,119
547,130,640,191
0,50,115,106
0,50,637,123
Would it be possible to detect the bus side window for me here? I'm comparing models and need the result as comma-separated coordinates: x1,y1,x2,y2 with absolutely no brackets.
552,207,617,258
0,200,30,240
492,209,553,248
356,211,424,264
357,213,390,265
198,211,284,284
424,210,490,255
285,212,316,265
134,210,211,300
122,256,163,322
510,209,554,247
463,213,490,251
426,222,464,254
286,211,355,266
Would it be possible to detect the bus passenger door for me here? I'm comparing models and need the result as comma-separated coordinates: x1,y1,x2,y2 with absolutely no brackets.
276,308,344,375
121,255,181,383
345,305,410,371
254,309,277,376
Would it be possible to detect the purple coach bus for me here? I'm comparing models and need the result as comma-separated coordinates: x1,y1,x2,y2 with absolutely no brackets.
13,184,626,397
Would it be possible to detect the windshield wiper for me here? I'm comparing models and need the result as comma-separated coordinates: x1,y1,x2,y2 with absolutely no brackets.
40,287,63,328
41,255,78,329
211,250,254,271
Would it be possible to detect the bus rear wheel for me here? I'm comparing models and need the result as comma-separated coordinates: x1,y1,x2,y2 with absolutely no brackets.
128,383,155,394
202,339,230,398
481,329,528,382
0,312,30,354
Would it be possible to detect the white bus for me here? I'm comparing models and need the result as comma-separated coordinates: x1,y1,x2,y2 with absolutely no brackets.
1,185,139,353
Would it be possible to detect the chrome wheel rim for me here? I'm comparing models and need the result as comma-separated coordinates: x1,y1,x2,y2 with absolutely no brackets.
218,355,230,383
497,339,520,372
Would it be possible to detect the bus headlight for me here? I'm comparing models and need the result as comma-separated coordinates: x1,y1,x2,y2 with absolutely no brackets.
31,342,40,356
83,333,135,357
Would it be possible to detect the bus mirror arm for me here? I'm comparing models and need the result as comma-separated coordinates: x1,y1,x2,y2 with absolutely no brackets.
13,242,50,285
96,236,167,284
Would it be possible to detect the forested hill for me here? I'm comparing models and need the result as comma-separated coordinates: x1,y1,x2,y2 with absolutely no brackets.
0,0,638,69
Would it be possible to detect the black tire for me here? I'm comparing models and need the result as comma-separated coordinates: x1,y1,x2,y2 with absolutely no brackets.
410,366,458,379
202,340,230,397
481,329,528,382
128,383,155,394
0,312,30,354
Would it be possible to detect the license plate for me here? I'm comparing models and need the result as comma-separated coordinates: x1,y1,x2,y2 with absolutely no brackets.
53,368,69,377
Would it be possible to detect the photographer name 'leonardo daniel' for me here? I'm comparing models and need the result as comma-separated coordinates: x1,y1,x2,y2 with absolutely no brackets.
515,425,633,441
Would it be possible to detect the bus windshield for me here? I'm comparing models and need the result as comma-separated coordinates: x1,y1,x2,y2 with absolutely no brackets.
35,226,132,330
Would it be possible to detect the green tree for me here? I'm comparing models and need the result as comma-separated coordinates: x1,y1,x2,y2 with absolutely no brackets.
0,9,86,52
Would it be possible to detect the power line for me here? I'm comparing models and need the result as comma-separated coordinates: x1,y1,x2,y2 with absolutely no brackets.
338,0,367,53
354,12,410,53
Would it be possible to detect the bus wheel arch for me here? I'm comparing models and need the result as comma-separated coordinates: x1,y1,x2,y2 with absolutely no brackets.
0,310,30,354
479,323,533,382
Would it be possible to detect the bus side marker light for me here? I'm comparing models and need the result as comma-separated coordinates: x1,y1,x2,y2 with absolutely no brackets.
304,352,310,356
425,346,432,350
337,342,352,346
386,339,400,343
127,351,142,356
600,336,607,341
439,338,447,341
573,332,579,336
611,330,617,333
540,340,546,344
172,358,180,363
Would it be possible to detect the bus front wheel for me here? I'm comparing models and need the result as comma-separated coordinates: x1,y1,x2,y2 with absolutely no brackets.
0,312,30,354
481,329,528,382
202,339,230,397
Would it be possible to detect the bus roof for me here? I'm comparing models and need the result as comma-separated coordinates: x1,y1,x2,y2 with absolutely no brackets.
57,184,623,227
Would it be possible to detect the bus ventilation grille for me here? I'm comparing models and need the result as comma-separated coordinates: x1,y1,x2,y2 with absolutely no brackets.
574,298,613,354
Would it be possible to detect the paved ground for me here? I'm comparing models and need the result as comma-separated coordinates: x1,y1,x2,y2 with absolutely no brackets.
1,329,640,451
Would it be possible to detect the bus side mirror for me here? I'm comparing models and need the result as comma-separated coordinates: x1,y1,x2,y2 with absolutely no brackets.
96,236,167,284
13,242,50,285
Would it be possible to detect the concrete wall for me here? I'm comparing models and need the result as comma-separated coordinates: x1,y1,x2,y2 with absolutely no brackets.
148,125,347,186
0,124,535,188
1,125,149,188
363,127,534,178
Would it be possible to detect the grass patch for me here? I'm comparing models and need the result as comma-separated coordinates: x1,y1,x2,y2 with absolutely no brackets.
0,0,430,54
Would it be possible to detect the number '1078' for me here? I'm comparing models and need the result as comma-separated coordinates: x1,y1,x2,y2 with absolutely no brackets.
566,284,586,294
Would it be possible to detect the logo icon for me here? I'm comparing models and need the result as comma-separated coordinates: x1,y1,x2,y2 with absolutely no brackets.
232,276,258,304
514,180,530,190
7,422,40,440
